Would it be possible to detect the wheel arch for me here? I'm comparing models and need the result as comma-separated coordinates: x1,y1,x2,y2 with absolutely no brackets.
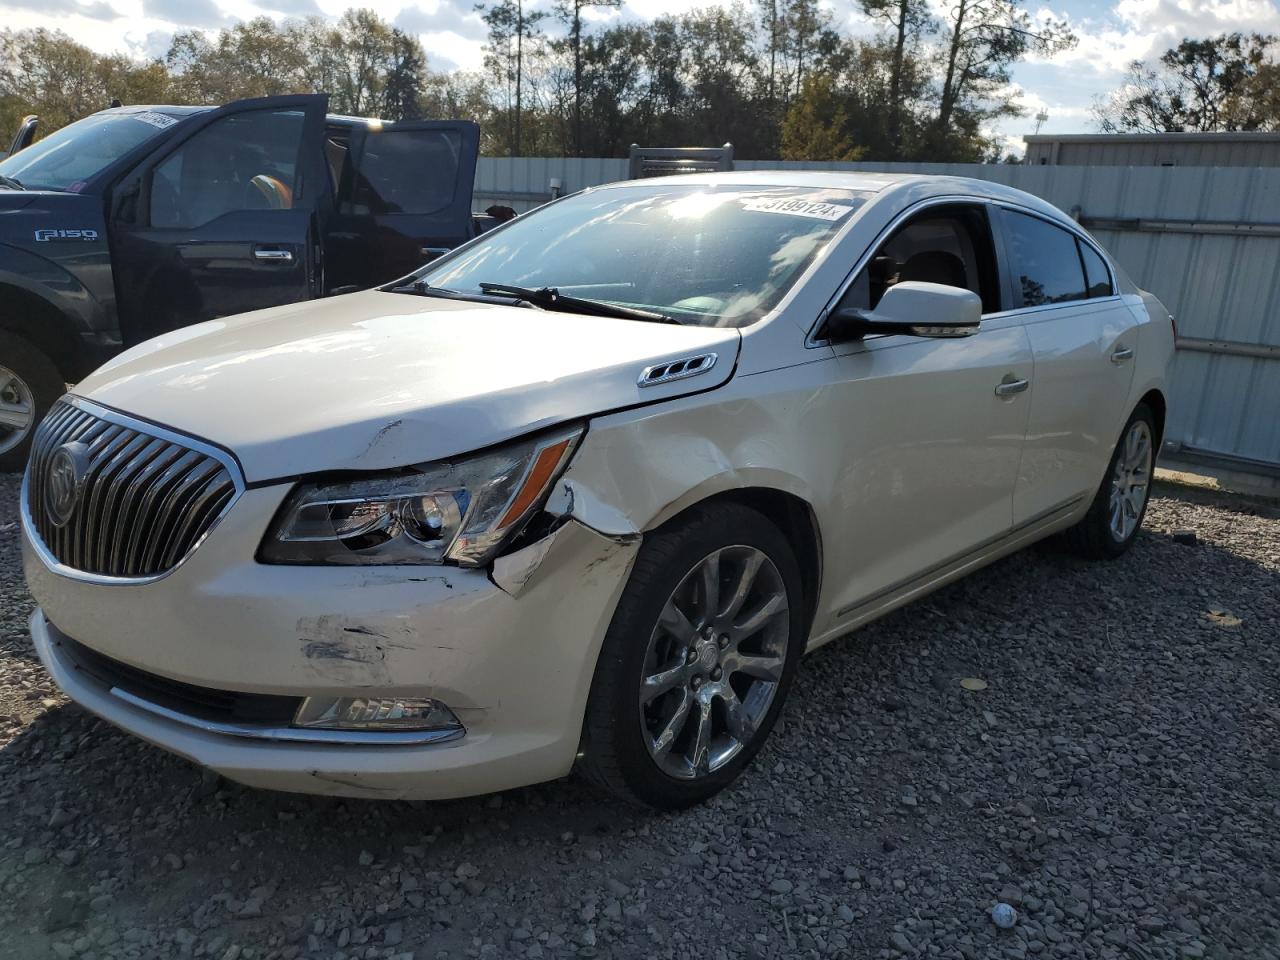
0,282,83,380
1138,387,1167,449
653,485,823,636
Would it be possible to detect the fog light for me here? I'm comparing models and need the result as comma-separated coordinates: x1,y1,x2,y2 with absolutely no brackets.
294,696,461,731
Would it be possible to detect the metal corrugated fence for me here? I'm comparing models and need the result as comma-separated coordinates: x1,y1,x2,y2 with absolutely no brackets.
475,158,1280,472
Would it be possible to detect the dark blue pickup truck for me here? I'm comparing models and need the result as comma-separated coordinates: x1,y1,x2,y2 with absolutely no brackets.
0,94,481,469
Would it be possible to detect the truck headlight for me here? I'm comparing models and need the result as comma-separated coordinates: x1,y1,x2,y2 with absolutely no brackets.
260,426,581,566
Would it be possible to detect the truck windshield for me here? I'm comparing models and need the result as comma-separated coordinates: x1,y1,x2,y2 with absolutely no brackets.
0,111,179,192
415,183,869,327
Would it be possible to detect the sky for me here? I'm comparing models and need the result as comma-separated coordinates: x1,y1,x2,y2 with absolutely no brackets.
4,0,1280,154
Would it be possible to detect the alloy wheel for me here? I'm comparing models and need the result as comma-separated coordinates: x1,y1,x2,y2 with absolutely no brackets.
638,545,790,780
0,365,35,457
1109,419,1153,542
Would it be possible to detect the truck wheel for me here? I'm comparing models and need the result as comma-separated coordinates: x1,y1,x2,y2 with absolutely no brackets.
0,332,65,472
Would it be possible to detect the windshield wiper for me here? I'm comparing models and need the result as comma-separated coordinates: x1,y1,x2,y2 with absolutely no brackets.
0,174,24,190
477,282,680,324
388,278,459,296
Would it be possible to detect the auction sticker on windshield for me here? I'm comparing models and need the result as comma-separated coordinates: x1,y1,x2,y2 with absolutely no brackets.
742,198,854,221
133,112,179,130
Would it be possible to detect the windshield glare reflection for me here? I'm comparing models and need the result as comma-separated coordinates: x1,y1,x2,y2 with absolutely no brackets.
420,184,869,328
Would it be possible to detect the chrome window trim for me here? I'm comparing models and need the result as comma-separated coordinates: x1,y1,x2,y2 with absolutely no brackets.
981,294,1126,323
806,195,1121,348
21,395,247,587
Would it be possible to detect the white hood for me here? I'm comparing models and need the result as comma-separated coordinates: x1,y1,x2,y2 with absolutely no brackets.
76,291,739,482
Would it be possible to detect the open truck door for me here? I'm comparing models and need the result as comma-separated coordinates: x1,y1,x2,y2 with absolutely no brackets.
108,94,330,345
7,116,38,157
322,119,480,292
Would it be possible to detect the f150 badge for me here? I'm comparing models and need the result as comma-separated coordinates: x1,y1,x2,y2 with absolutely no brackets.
34,228,98,242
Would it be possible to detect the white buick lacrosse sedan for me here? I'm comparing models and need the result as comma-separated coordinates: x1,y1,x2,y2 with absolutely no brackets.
23,172,1174,808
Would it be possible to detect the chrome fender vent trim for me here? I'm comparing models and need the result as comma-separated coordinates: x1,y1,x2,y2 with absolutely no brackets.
637,352,718,388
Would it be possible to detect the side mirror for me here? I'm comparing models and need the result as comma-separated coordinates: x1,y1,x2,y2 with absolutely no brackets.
826,281,982,341
7,115,37,156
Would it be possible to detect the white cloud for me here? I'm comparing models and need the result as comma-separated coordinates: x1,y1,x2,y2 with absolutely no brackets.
1114,0,1280,58
5,0,122,18
143,0,229,27
989,0,1280,150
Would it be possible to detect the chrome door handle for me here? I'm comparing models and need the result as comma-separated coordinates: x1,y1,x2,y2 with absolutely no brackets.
254,248,294,263
994,377,1030,397
1111,346,1134,363
421,246,450,261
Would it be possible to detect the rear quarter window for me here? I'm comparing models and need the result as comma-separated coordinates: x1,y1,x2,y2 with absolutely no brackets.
1078,240,1114,298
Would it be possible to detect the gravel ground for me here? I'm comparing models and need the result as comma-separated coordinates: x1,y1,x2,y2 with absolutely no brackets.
1,472,1278,960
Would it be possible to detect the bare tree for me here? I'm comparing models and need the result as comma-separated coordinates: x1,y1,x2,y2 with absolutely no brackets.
931,0,1074,158
478,0,547,155
554,0,622,155
1094,33,1279,132
860,0,933,152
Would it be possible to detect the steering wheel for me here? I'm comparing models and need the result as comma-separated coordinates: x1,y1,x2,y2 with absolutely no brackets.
245,174,293,210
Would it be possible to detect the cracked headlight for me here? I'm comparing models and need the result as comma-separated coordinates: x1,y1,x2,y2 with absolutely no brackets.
260,426,582,567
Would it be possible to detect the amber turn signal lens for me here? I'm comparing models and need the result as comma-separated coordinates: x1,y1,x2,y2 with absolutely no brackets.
498,437,574,529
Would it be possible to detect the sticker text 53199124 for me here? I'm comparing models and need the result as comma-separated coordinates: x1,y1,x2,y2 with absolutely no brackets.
133,112,179,131
741,198,854,222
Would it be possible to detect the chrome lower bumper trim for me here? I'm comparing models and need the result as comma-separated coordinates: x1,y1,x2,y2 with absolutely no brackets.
107,686,466,746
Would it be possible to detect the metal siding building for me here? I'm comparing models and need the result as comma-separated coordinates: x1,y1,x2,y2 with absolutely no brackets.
473,158,1280,474
1024,133,1280,167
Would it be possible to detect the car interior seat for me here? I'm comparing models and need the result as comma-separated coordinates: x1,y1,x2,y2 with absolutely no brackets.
898,250,968,290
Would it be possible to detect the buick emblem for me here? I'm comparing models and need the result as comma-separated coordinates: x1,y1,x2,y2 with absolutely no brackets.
45,442,89,528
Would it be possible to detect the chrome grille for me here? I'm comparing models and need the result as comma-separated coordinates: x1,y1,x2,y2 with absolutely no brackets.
25,399,241,580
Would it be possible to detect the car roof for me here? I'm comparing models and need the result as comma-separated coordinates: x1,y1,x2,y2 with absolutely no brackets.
601,169,908,193
594,169,1071,226
99,105,214,119
96,106,382,126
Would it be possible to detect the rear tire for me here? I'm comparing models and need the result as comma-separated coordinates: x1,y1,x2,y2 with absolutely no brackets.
0,332,64,473
578,502,807,809
1062,403,1156,559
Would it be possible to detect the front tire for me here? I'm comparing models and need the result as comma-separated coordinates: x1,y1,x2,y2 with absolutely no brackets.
578,502,807,809
1063,403,1156,559
0,332,64,473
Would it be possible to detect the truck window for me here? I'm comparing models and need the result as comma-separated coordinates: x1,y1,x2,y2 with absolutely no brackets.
150,108,306,229
349,129,460,215
0,111,172,192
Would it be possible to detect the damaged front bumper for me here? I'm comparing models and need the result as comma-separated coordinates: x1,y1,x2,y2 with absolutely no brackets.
24,484,640,800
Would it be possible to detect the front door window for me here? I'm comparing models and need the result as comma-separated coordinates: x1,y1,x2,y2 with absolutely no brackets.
150,109,306,229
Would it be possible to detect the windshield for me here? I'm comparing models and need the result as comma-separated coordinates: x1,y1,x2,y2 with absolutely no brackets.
417,183,869,327
0,111,180,192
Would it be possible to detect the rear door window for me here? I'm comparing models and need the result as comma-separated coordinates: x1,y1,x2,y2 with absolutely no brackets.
1002,210,1089,308
348,129,461,215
